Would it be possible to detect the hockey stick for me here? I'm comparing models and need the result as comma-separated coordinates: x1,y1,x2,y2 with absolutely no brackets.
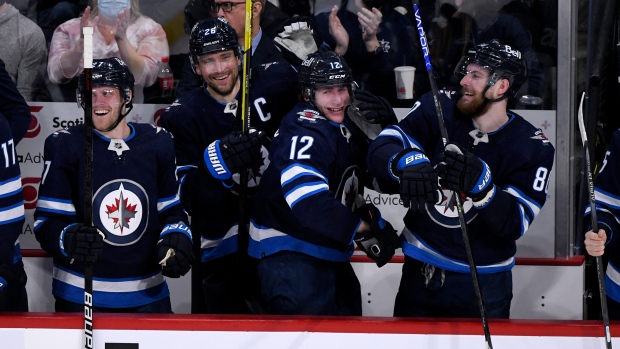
82,26,95,349
413,4,492,349
578,92,612,349
237,0,264,314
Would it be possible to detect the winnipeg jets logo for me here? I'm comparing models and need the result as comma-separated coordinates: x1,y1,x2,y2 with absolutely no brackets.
105,185,138,233
378,39,390,53
232,145,269,188
93,180,149,246
531,129,550,144
297,109,321,121
427,185,477,227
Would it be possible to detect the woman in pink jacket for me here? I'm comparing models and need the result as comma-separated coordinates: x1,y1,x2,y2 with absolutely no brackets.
47,0,169,103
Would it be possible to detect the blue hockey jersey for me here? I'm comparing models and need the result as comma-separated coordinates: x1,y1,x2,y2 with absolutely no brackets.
160,62,299,262
584,129,620,303
248,103,368,262
34,123,191,308
0,115,25,267
368,90,555,273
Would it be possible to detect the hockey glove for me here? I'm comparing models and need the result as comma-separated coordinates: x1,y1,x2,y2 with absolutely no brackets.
0,264,15,311
353,89,398,126
273,20,318,66
437,143,495,206
60,224,106,263
157,232,194,278
355,204,401,267
390,149,440,212
204,129,266,180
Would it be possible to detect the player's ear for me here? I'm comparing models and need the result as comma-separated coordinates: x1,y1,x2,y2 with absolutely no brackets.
494,78,510,99
126,90,133,104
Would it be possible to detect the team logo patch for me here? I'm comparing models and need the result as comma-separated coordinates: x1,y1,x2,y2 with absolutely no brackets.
93,179,149,246
531,129,550,144
335,165,363,210
297,109,321,120
427,187,477,227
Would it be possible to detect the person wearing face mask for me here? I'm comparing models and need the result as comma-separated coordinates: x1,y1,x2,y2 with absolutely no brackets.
34,57,194,313
47,0,169,103
312,0,429,107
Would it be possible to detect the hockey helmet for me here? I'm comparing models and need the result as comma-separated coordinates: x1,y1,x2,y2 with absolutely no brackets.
454,41,528,100
299,51,354,103
77,57,134,109
189,17,240,71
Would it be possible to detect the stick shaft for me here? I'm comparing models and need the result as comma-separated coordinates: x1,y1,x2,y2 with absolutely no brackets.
82,26,94,349
413,5,492,348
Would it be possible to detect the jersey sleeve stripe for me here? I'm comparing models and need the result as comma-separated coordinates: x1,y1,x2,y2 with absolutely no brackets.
0,201,25,225
284,182,329,208
0,175,23,198
281,164,327,186
157,193,181,213
36,197,77,215
376,126,424,151
504,186,541,219
594,186,620,210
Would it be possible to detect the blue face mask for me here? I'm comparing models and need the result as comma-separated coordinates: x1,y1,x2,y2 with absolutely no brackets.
98,0,130,20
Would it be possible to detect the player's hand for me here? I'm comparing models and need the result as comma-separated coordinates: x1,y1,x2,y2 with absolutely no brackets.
354,204,400,267
0,264,15,311
274,18,318,65
584,229,607,257
60,224,106,263
204,128,266,180
353,89,397,126
157,232,194,278
390,149,439,212
438,143,495,204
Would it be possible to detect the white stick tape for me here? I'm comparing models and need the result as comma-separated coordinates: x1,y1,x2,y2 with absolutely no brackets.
83,27,93,69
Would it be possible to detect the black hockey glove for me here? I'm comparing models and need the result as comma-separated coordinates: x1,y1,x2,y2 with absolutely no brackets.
204,129,266,180
390,149,440,212
157,232,194,278
355,204,401,267
353,89,398,126
437,143,495,206
0,264,15,311
60,224,106,263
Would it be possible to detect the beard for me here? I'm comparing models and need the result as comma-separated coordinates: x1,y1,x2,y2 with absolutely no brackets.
206,68,239,97
456,88,489,116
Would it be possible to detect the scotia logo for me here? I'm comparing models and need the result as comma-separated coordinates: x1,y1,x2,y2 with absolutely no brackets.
21,177,41,210
26,107,42,138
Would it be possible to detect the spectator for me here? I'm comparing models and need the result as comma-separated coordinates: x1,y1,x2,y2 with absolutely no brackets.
313,0,430,107
47,0,169,103
0,1,47,101
177,0,288,97
34,57,193,313
367,42,554,318
161,17,299,314
0,58,30,313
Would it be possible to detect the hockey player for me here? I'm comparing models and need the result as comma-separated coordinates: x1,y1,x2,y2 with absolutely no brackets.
584,129,620,320
0,58,30,312
367,42,555,318
160,17,300,314
34,57,194,313
248,51,400,315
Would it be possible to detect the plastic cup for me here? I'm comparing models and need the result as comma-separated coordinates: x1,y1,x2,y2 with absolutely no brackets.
394,66,416,99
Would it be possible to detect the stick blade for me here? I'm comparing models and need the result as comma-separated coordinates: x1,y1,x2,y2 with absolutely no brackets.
578,92,587,143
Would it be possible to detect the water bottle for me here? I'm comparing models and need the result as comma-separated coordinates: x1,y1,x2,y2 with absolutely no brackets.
158,56,174,91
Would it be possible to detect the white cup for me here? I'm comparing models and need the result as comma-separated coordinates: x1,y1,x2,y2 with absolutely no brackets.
394,66,416,99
